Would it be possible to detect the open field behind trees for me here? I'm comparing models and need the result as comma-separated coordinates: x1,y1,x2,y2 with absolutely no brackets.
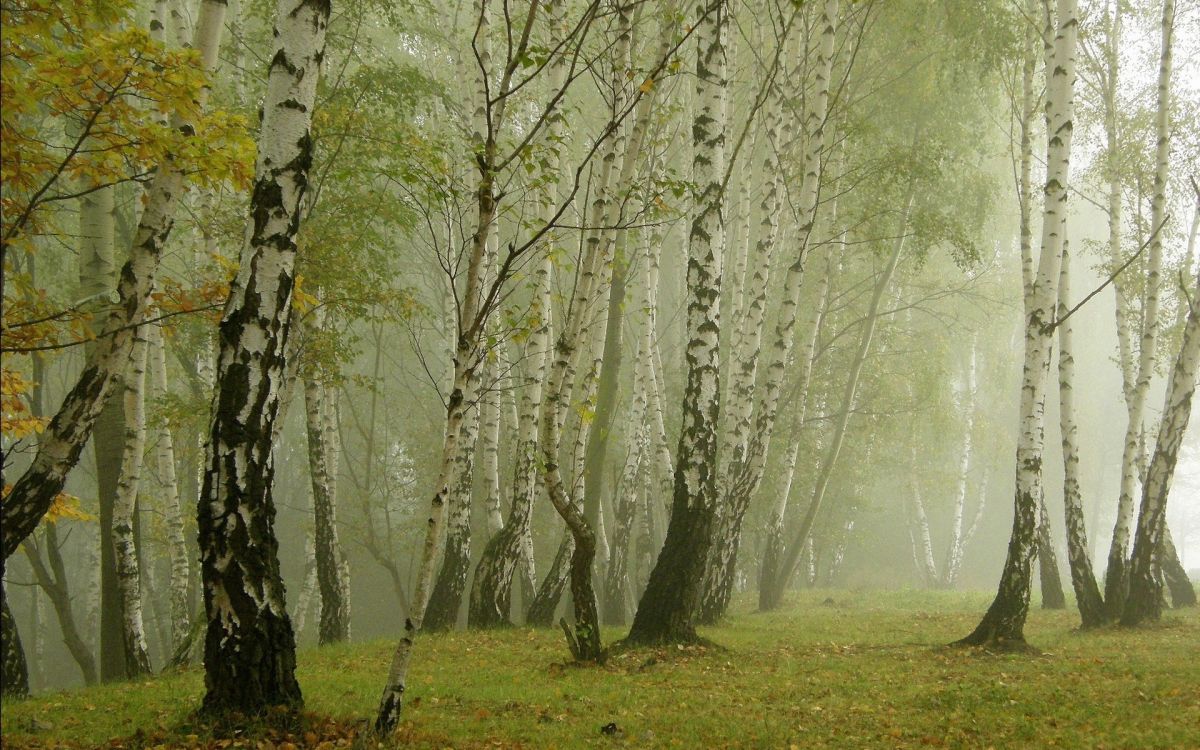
3,590,1198,749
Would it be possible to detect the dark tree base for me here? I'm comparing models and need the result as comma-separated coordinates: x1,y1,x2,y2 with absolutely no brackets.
467,527,521,630
1,585,29,698
1119,569,1164,627
624,502,712,646
527,535,572,628
1163,561,1196,608
425,544,472,632
199,613,303,717
1103,556,1128,620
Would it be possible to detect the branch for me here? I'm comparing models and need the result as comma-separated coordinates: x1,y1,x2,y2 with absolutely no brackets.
1052,215,1168,332
2,303,222,354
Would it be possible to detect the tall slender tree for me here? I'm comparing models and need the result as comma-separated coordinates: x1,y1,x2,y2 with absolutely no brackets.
626,0,729,645
956,0,1077,649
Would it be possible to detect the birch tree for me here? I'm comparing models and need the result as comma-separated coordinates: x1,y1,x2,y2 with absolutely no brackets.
112,324,152,675
626,0,728,646
956,0,1077,649
1057,240,1106,628
147,324,191,652
197,0,330,714
700,0,839,622
1122,261,1199,625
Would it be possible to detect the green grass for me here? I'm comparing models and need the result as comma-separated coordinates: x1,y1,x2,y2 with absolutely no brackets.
3,590,1198,748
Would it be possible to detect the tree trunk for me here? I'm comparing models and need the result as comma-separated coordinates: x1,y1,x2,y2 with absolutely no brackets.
292,535,318,640
376,0,508,726
942,342,978,589
304,375,350,644
759,245,834,608
113,323,154,674
0,582,28,698
1106,1,1169,618
956,0,1076,649
428,389,480,630
1120,10,1189,615
910,455,939,587
1036,496,1067,609
1160,526,1196,607
626,0,728,645
526,532,573,627
603,397,647,625
197,0,329,715
148,324,192,652
1056,241,1106,628
466,353,541,630
705,0,840,623
1122,261,1197,626
480,357,503,542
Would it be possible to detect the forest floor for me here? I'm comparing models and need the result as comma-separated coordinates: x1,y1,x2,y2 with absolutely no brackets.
2,589,1198,749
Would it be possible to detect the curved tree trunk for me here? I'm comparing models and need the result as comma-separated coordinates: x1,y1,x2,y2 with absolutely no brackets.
113,324,153,675
1122,262,1197,626
0,0,228,567
526,532,573,627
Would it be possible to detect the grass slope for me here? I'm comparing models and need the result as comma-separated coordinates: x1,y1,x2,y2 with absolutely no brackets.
2,590,1197,748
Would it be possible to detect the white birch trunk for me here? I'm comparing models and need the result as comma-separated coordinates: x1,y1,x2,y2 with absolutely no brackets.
958,0,1076,647
1105,0,1170,616
1057,239,1106,626
113,325,153,676
1123,261,1197,624
627,0,728,644
481,360,504,538
147,324,191,652
942,340,977,589
910,448,938,587
1120,0,1183,625
197,0,327,713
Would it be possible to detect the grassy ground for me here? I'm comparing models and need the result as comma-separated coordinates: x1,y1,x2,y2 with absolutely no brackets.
2,590,1197,749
